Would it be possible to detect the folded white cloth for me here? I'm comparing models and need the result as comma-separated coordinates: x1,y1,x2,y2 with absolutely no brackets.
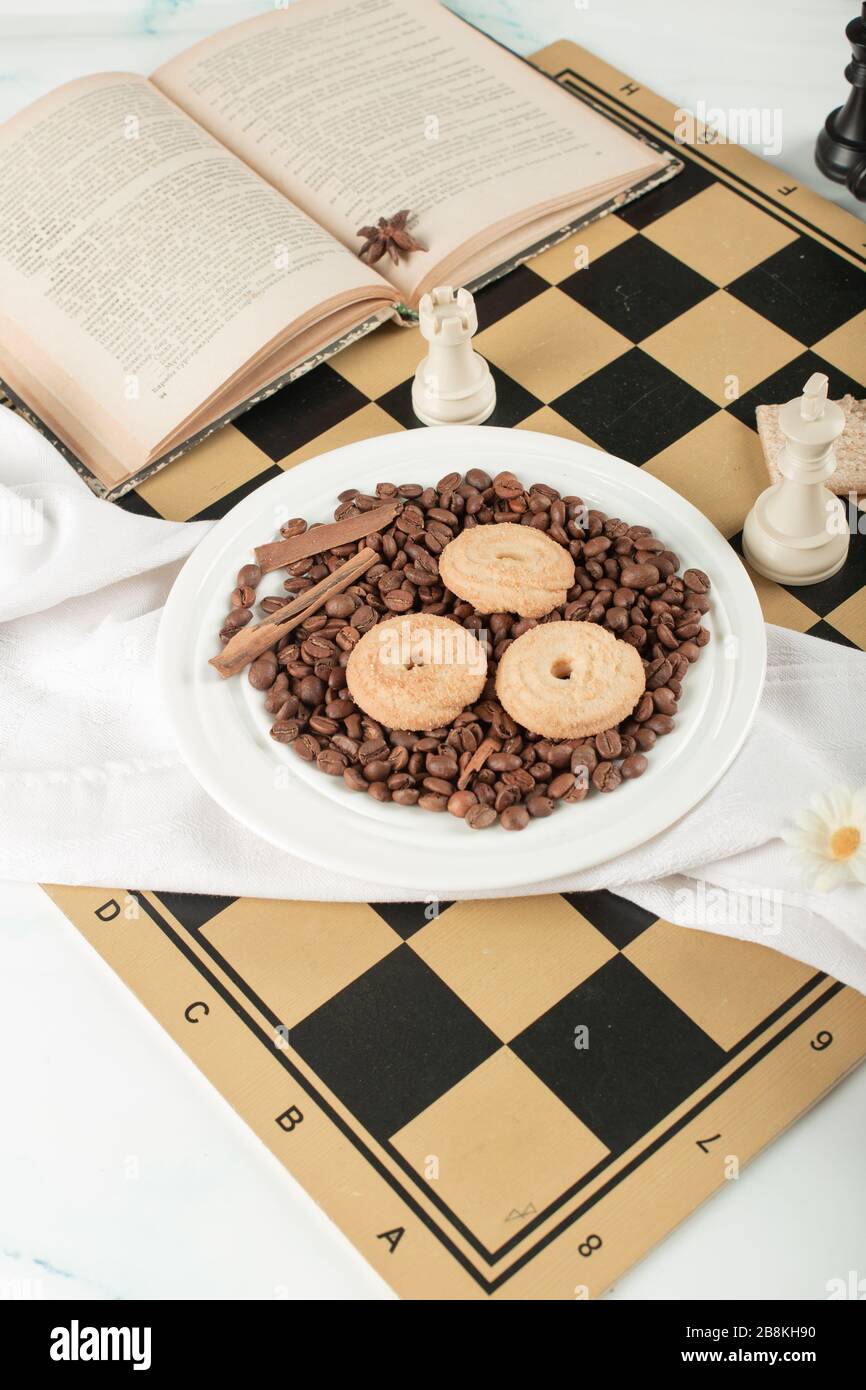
2,405,865,993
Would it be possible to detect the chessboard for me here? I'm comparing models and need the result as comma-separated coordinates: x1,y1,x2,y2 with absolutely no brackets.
40,39,866,1300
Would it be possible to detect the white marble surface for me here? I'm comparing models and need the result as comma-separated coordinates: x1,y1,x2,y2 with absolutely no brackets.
1,0,865,1303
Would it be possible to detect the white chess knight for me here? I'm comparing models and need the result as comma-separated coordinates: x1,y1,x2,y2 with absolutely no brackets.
412,285,496,426
743,372,849,585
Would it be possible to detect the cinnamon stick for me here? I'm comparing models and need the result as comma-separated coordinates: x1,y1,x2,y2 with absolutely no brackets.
457,736,501,790
254,500,401,574
210,547,378,679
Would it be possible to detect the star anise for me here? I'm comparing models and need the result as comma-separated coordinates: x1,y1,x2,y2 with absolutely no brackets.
356,209,426,266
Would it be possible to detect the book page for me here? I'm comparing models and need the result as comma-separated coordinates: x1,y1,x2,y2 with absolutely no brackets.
0,72,394,479
153,0,664,301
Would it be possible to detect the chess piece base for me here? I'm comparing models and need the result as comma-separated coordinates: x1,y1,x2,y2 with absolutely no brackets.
742,486,850,586
411,363,496,427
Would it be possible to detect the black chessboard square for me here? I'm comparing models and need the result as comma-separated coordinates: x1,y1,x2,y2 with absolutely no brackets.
115,489,162,519
806,619,860,650
377,362,540,431
289,945,500,1141
473,263,549,328
727,350,865,435
727,236,866,346
234,363,369,462
510,954,725,1155
730,527,866,616
616,156,715,229
371,900,455,941
154,891,237,932
563,890,657,950
552,349,716,464
190,463,282,522
559,235,715,342
784,530,866,616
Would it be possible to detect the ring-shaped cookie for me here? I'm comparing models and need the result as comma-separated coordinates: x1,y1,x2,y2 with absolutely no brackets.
439,523,575,618
347,614,487,731
496,621,645,738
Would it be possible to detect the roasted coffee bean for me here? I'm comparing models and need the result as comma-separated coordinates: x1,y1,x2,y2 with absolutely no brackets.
549,772,576,799
362,759,391,782
503,768,535,793
494,785,521,814
592,760,622,792
249,654,278,690
527,794,555,818
683,568,710,593
679,640,700,662
426,753,459,778
487,752,521,772
500,804,530,831
652,687,677,715
646,656,673,690
570,745,598,775
635,727,656,751
343,766,368,792
562,778,589,803
222,606,252,632
447,790,477,818
325,698,355,719
621,753,648,779
291,734,321,761
620,563,660,589
384,588,414,613
368,781,391,802
392,787,420,805
493,471,523,500
316,748,347,776
423,776,455,797
270,719,300,743
418,792,448,812
646,713,674,736
237,562,262,589
325,594,356,618
298,675,326,706
463,803,496,829
595,729,622,759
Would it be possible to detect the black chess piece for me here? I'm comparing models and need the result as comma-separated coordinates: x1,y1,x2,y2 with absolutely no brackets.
815,3,866,201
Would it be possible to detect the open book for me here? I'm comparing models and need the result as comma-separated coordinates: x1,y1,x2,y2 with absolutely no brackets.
0,0,677,498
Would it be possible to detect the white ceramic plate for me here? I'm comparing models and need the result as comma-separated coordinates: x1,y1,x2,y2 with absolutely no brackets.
157,427,765,891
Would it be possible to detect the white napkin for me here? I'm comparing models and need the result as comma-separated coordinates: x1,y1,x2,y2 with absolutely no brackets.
2,405,865,993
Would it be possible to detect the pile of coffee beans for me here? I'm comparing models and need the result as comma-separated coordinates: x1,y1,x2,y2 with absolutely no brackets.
217,470,711,831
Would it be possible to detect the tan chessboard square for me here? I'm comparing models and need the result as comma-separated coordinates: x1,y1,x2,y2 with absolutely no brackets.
331,320,426,399
642,183,798,287
529,214,637,284
739,555,819,632
642,291,802,408
516,404,602,450
390,1047,608,1250
279,402,404,470
136,424,273,522
475,287,630,403
200,898,399,1028
411,895,616,1042
624,919,817,1051
644,409,768,539
813,309,866,388
825,588,866,649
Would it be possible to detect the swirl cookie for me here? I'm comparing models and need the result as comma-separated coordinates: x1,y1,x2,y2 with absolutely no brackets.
347,614,487,731
439,523,575,619
496,621,645,739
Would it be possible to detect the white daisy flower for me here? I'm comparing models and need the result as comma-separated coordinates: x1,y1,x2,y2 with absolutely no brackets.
782,785,866,892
